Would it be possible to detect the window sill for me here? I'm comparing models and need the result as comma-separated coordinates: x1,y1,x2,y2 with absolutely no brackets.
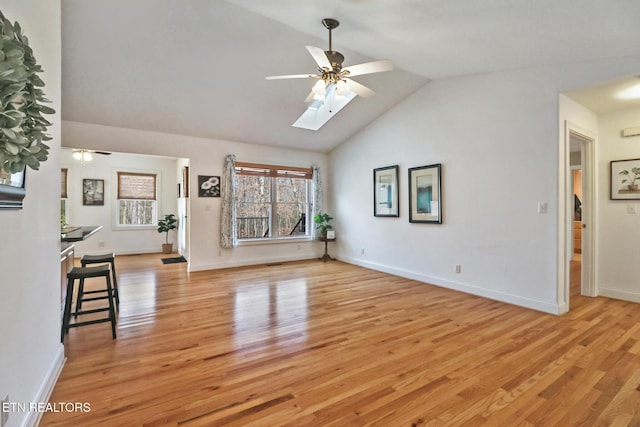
237,236,313,246
112,225,157,231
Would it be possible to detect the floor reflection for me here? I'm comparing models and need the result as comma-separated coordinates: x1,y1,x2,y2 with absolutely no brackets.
117,271,157,328
233,279,308,347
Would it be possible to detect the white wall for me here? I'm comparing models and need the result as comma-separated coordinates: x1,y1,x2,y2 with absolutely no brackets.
597,108,640,301
0,2,63,427
60,149,179,256
62,121,330,271
330,57,640,314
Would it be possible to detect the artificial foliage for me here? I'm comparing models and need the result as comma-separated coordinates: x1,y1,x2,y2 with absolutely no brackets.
0,12,55,173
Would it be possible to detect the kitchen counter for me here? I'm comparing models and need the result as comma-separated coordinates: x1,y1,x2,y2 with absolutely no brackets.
61,225,103,242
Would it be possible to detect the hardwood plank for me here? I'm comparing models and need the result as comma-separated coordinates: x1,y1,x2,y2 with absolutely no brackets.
39,254,640,426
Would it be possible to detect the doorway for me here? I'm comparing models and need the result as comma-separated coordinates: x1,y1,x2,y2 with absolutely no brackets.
562,121,596,311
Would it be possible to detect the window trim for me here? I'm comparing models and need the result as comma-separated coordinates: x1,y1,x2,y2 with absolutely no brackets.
234,162,313,242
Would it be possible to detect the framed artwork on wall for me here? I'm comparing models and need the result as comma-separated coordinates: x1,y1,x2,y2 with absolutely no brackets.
0,168,26,209
83,179,104,206
408,163,442,224
373,165,399,217
198,175,220,197
610,158,640,200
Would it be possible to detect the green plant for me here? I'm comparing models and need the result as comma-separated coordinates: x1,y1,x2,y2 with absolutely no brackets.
0,14,55,173
313,212,333,238
157,214,177,244
619,167,640,187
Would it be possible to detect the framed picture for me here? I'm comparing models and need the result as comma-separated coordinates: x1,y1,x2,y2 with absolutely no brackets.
198,175,220,197
83,179,104,206
373,165,399,217
610,158,640,200
0,168,26,209
408,163,442,224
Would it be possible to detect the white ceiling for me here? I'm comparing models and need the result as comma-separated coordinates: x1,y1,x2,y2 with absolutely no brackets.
61,0,640,153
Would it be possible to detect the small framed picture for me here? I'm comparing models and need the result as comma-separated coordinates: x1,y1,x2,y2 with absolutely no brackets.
373,165,399,217
198,175,220,197
408,164,442,224
83,179,104,206
610,158,640,200
326,230,336,239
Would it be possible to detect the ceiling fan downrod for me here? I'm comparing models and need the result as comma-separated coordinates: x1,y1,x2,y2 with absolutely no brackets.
321,18,344,72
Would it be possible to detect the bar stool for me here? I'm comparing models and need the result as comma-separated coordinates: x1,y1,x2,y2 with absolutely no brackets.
75,253,119,315
61,264,117,343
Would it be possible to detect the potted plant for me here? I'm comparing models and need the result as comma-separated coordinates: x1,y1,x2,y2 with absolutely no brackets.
157,214,177,254
619,167,640,191
313,212,333,239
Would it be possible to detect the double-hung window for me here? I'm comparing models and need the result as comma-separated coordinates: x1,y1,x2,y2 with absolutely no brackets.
234,162,312,240
116,172,157,226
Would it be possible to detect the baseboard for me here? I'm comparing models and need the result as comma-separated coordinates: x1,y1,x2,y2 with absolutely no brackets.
74,248,161,258
340,256,562,315
188,254,319,272
23,346,66,427
599,287,640,303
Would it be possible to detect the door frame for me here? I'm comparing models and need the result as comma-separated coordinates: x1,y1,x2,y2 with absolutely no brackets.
558,120,597,312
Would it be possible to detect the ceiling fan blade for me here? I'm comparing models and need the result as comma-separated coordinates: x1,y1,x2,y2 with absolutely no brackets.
344,78,376,98
306,46,332,70
342,59,393,77
95,151,112,155
266,74,318,80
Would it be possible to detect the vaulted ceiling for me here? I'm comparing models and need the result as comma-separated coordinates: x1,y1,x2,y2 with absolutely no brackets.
61,0,640,153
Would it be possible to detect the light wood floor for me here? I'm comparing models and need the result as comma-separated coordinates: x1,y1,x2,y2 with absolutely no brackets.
41,255,640,426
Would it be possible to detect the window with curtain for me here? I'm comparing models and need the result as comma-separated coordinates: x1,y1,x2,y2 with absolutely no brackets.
116,171,157,226
234,162,312,240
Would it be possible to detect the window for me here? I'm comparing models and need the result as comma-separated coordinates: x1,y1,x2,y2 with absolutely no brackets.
116,172,157,226
234,162,312,240
60,168,68,226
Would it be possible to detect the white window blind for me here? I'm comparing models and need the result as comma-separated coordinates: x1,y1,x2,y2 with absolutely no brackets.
117,172,156,200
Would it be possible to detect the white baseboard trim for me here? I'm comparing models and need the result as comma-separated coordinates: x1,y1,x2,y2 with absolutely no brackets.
599,287,640,303
340,256,561,315
23,346,66,427
188,254,319,272
74,247,161,258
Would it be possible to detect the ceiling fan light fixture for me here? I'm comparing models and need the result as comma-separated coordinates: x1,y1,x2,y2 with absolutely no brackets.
312,80,326,100
335,79,349,97
72,149,93,164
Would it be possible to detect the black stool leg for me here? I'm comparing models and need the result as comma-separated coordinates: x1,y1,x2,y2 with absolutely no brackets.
105,274,117,339
74,276,85,317
110,259,120,309
61,277,75,343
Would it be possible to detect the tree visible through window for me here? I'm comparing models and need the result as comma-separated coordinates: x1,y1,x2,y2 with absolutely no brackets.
234,163,311,239
117,172,157,226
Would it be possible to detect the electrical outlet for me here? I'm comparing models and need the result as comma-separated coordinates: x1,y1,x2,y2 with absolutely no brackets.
1,394,9,427
98,241,106,248
455,264,461,274
628,204,637,214
361,248,365,255
537,202,547,214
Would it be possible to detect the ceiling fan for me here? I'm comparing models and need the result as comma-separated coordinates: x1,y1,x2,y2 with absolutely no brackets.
266,18,394,130
72,149,111,163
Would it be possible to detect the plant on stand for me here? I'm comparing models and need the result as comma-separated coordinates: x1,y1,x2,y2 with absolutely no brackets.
313,212,333,239
157,214,177,254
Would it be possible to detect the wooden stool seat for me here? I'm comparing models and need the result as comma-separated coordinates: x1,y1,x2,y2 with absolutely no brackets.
61,264,117,343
